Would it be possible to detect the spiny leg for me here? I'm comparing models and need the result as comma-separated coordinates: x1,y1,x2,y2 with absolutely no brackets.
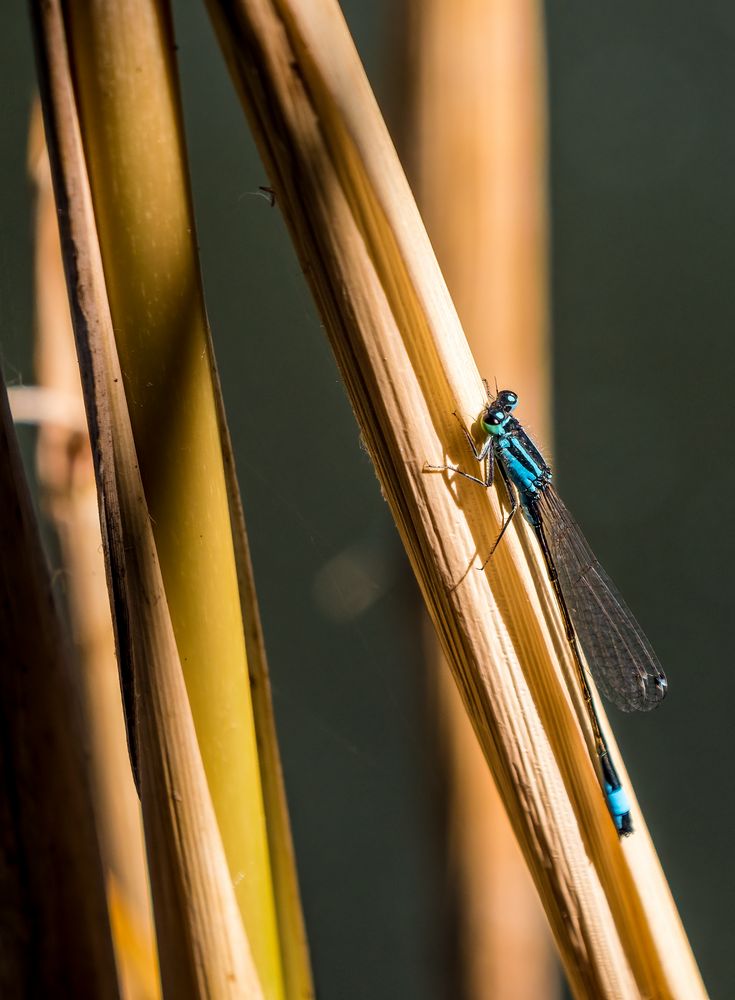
423,461,493,490
424,414,495,489
451,412,493,463
479,459,519,569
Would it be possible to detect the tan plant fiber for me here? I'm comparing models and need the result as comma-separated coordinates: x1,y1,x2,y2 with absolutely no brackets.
31,2,265,996
205,1,706,997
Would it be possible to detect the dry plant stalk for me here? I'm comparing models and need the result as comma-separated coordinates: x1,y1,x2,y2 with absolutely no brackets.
405,1,554,996
27,101,159,1000
205,1,706,997
0,375,119,996
54,3,286,992
31,2,266,996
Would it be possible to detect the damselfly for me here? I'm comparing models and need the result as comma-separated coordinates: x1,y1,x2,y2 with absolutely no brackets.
427,385,667,834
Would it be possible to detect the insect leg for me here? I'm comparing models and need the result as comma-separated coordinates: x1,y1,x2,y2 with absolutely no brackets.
479,459,519,568
424,416,494,489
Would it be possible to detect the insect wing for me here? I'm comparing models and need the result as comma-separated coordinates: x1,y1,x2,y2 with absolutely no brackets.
539,487,667,712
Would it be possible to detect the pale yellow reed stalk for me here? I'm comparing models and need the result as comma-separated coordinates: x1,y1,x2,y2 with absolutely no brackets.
53,3,284,989
205,1,705,997
31,2,266,995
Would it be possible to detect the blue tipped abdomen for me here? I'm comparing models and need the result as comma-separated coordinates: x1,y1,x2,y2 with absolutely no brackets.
605,783,632,833
604,784,630,814
600,753,633,835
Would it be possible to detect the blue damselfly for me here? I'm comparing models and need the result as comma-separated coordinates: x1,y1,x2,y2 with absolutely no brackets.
427,385,667,834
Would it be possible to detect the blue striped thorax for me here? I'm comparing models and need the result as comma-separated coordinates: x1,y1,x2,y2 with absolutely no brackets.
481,396,552,507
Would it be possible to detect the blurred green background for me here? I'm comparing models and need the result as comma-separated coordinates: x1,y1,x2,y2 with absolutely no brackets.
1,3,733,998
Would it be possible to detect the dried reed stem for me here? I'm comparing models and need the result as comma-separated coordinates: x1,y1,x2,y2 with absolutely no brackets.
205,1,706,997
55,2,284,988
31,2,265,995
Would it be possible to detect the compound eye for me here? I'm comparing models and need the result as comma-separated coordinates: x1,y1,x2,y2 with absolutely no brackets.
497,390,518,412
484,408,505,426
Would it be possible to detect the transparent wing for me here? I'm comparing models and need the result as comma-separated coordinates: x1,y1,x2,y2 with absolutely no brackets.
538,486,667,712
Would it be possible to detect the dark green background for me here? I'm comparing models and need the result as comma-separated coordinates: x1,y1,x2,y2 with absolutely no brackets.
2,3,733,997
